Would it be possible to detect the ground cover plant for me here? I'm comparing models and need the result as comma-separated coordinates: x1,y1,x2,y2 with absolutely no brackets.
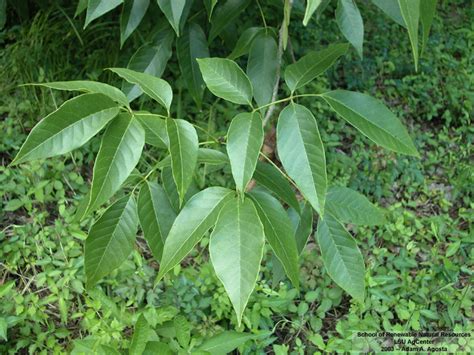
0,0,472,353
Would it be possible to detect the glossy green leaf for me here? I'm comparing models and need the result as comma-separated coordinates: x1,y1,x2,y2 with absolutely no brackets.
203,0,218,20
420,0,437,56
130,314,152,355
249,190,299,288
209,0,251,42
284,43,348,93
228,27,264,60
122,28,174,102
336,0,364,59
29,81,129,107
253,162,300,214
321,90,419,156
209,197,265,326
177,23,210,107
120,0,150,47
316,213,365,302
227,112,263,192
398,0,420,71
197,331,264,354
87,113,145,214
197,58,253,105
85,195,138,287
247,33,278,110
326,186,386,226
157,187,234,281
11,93,120,165
138,181,176,261
303,0,322,26
85,0,123,28
371,0,406,27
109,68,172,113
277,103,327,215
166,118,199,205
134,113,168,148
157,0,191,36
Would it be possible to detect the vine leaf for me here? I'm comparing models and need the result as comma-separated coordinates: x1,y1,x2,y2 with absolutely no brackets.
157,187,234,282
85,195,138,288
197,58,253,106
120,0,150,48
277,103,327,216
209,197,265,326
166,118,199,205
11,93,120,165
336,0,364,59
86,113,145,214
321,90,419,156
316,213,365,302
227,112,263,193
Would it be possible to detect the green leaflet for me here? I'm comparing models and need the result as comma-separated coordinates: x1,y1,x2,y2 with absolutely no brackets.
197,331,267,354
11,93,120,165
120,0,150,47
209,0,251,42
86,113,145,214
276,103,327,216
197,58,253,106
85,195,138,287
157,0,192,36
166,118,199,205
157,187,234,281
284,43,348,93
29,81,129,107
303,0,322,26
228,27,263,60
316,213,365,302
203,0,218,21
84,0,123,28
209,197,265,326
227,112,263,192
109,68,173,113
134,113,168,148
326,186,386,226
336,0,364,59
177,23,210,107
420,0,437,57
321,90,419,156
129,314,152,355
157,148,229,169
398,0,420,71
371,0,406,27
249,190,300,288
253,162,300,214
247,33,278,110
289,201,314,253
174,315,191,348
161,166,199,213
138,181,176,261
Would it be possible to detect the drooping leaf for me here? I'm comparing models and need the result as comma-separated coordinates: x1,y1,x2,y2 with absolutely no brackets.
157,148,229,169
289,202,314,253
84,0,123,28
316,213,365,302
228,27,264,60
336,0,364,59
247,33,278,110
276,103,327,215
161,166,200,212
11,93,120,165
282,0,291,50
197,331,266,354
177,23,210,107
303,0,322,26
29,81,129,107
227,112,263,192
157,0,192,36
75,0,88,17
166,118,199,205
122,27,174,101
326,186,386,226
86,113,145,214
197,58,253,105
209,0,251,42
109,68,173,113
249,190,299,288
321,90,419,156
130,314,152,355
120,0,150,47
253,162,300,214
420,0,437,57
209,197,265,326
371,0,406,27
85,195,138,287
138,181,177,261
157,187,234,281
398,0,420,71
284,43,348,93
203,0,218,21
134,113,168,148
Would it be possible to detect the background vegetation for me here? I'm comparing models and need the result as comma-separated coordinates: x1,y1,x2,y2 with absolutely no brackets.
0,1,472,353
